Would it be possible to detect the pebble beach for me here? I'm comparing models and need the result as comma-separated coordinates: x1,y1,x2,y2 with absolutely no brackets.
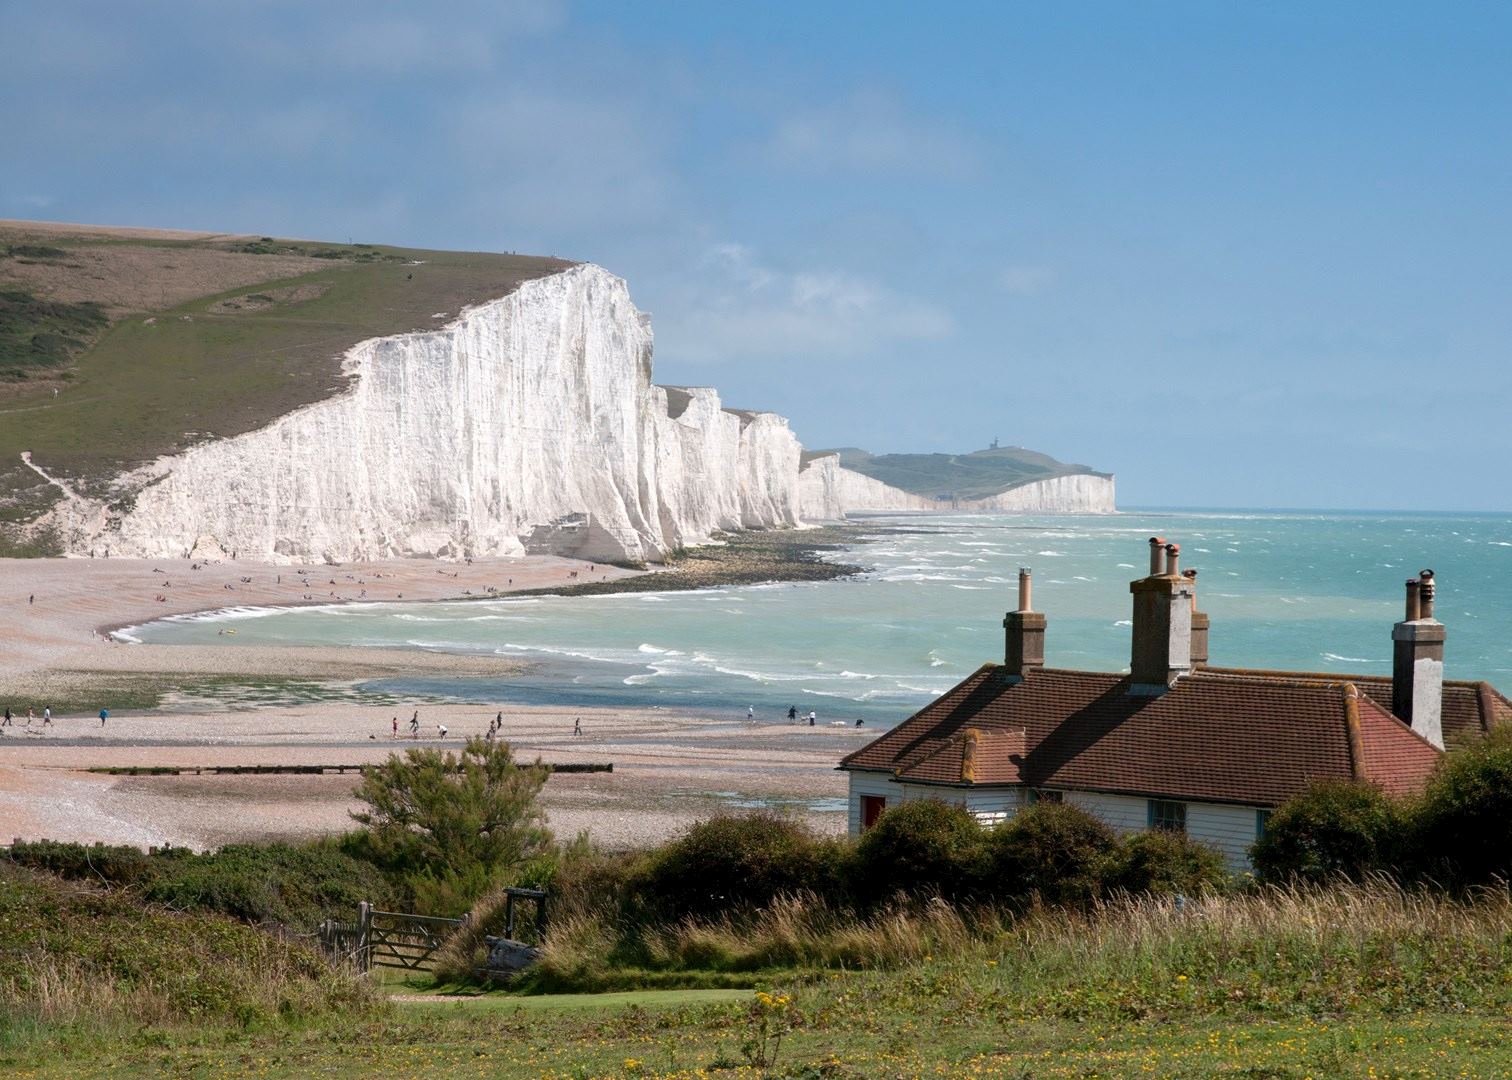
0,553,872,851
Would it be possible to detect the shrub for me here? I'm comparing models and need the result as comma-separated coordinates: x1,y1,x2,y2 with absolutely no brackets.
8,840,159,887
1250,781,1404,884
352,737,551,912
1410,729,1512,887
1108,829,1228,894
7,838,396,928
852,799,985,905
982,802,1116,906
634,812,843,922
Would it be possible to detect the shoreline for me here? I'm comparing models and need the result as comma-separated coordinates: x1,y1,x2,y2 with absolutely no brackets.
0,527,893,852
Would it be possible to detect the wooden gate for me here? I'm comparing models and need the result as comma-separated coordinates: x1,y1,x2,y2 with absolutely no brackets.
356,902,466,972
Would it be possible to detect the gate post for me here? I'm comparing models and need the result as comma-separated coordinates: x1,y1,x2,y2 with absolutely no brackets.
357,901,373,973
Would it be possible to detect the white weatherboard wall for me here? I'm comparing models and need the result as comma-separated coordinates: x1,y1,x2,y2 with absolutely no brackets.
53,266,810,564
847,773,1262,869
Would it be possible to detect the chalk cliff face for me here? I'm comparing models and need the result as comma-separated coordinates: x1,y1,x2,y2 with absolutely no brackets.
47,262,1115,563
963,472,1116,514
57,265,809,563
797,457,1116,520
798,455,937,519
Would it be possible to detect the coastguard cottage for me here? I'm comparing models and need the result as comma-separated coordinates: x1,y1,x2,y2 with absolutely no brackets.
840,538,1512,869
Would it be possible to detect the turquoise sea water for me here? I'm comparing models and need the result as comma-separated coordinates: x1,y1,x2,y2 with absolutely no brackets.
121,510,1512,724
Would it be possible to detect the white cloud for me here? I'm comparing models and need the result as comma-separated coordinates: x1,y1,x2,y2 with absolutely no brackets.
762,90,978,178
657,243,955,363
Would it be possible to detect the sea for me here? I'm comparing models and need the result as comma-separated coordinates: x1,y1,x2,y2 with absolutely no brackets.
120,510,1512,726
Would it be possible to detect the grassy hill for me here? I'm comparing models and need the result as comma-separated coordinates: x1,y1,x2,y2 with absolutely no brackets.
817,444,1110,500
0,220,573,533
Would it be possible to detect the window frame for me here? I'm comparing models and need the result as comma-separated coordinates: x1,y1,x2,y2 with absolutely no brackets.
1147,798,1187,834
860,794,887,830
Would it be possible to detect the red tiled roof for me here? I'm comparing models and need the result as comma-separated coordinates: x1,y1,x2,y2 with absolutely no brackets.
840,665,1446,807
1202,667,1511,748
894,727,1027,785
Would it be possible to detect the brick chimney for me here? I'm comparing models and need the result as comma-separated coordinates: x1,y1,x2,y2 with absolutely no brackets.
1183,568,1209,668
1128,538,1195,694
1003,566,1045,680
1392,569,1445,748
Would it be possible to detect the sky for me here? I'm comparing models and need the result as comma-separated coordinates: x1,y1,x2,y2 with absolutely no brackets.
4,1,1511,510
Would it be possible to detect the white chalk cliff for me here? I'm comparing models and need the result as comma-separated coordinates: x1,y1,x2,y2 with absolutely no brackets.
797,454,936,519
47,263,1113,563
797,454,1115,520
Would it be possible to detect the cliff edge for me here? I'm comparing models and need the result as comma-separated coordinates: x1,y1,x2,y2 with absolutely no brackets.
48,265,815,563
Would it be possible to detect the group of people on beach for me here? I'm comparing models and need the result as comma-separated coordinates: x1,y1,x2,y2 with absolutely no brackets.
384,709,586,741
0,704,108,734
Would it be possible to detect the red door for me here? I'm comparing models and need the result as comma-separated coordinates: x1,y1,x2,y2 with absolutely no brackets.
861,795,887,830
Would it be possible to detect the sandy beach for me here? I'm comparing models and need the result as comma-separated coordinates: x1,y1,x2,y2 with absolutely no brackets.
0,554,872,850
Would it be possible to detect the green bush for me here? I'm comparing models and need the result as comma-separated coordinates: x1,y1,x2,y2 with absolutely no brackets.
852,799,985,905
1410,730,1512,888
982,802,1116,906
352,738,551,912
1250,781,1403,884
1108,828,1228,894
7,838,395,928
8,840,160,886
634,812,843,922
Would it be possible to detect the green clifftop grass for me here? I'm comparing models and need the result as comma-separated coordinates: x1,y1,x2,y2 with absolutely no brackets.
0,222,572,521
819,444,1109,500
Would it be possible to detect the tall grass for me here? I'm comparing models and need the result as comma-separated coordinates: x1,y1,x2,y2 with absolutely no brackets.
0,864,380,1035
522,880,1512,1017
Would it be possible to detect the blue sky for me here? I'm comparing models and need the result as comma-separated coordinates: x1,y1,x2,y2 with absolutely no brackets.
4,2,1510,510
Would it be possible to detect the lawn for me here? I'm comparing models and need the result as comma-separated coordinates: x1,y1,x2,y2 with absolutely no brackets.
4,975,1509,1078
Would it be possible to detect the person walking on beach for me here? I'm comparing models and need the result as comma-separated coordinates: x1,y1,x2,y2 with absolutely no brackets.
573,717,582,737
99,708,108,727
25,707,33,726
747,705,755,721
787,705,797,723
392,716,398,739
409,715,420,739
2,706,10,726
808,710,817,726
437,723,448,739
42,706,51,727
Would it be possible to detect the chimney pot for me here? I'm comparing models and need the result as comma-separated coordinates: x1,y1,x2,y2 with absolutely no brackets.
1393,569,1445,749
1128,541,1195,692
1003,569,1045,677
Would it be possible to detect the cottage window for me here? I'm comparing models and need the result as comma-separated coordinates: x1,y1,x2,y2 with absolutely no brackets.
1148,799,1186,833
1256,809,1272,839
1027,789,1063,804
861,795,887,830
